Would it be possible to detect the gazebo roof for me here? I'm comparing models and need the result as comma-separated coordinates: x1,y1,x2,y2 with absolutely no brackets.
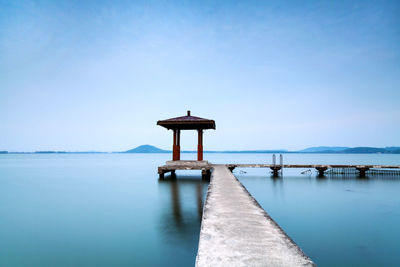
157,111,216,130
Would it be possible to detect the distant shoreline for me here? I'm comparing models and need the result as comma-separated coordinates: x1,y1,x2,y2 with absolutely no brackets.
2,151,400,155
1,145,400,154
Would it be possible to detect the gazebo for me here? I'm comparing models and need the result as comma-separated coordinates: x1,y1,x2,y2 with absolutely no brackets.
157,111,216,161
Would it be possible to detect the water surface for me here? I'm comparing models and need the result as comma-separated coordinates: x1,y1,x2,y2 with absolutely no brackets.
0,154,207,266
1,153,399,266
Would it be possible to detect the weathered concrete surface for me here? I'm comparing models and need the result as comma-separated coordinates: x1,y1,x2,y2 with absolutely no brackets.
158,160,212,179
165,160,210,168
196,165,315,267
226,163,400,169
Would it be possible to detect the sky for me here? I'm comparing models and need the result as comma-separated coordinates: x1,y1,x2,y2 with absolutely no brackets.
1,0,399,152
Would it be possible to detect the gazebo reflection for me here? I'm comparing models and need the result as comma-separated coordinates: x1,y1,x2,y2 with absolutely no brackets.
158,174,209,242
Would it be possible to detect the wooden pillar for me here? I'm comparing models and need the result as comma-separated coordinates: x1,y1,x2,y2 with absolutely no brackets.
158,167,165,179
202,169,209,179
197,129,203,161
315,167,328,177
270,166,281,177
177,130,181,160
356,167,369,178
173,130,178,161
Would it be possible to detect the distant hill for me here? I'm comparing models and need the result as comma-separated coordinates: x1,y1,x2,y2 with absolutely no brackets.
124,145,287,153
342,147,390,153
299,146,349,153
4,145,400,154
385,147,400,152
35,151,67,153
299,146,400,154
209,150,288,153
125,145,170,153
124,145,400,154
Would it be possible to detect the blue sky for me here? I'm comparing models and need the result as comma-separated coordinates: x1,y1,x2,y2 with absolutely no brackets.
1,0,399,151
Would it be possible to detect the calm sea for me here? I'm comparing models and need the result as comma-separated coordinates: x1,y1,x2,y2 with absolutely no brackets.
1,153,399,266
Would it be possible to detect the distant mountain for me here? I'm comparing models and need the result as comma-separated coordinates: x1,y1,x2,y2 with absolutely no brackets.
299,146,349,153
208,150,288,153
125,145,400,154
385,147,400,152
125,145,170,153
341,147,390,153
4,145,400,154
124,145,286,153
299,146,400,153
35,151,67,153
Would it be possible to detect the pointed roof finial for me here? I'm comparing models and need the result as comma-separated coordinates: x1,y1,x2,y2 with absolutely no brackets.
187,110,191,116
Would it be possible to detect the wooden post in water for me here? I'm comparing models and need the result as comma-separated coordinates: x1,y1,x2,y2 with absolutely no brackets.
315,167,328,177
270,166,281,177
270,154,281,177
356,167,369,178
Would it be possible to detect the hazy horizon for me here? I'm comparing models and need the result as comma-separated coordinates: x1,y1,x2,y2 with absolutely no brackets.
2,144,400,153
1,1,399,151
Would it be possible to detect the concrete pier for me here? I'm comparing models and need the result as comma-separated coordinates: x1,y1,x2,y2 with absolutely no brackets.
160,162,400,179
196,165,315,267
226,164,400,177
158,160,212,179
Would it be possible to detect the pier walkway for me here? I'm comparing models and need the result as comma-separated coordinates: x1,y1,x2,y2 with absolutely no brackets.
159,162,400,179
226,164,400,177
196,165,315,267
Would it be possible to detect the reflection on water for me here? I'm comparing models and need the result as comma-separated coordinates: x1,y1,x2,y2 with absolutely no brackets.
157,174,208,266
159,176,206,225
0,154,210,267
